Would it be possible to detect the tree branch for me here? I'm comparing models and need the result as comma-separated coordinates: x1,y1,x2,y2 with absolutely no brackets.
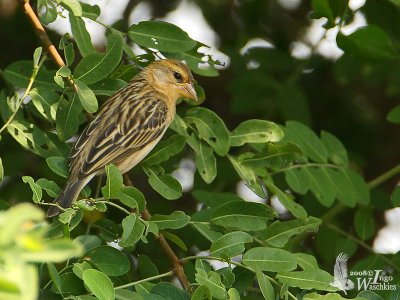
123,174,190,290
18,0,65,68
142,209,190,291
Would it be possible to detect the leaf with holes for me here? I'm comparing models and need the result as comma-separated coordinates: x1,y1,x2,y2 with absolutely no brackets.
185,107,230,156
230,119,283,147
128,21,196,52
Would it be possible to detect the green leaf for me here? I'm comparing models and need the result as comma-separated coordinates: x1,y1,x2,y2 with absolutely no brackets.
82,269,115,300
243,247,297,272
284,168,309,194
75,79,98,113
337,25,397,60
265,181,308,219
29,88,59,121
56,94,82,141
3,60,57,89
190,221,223,242
185,107,230,156
22,176,42,203
357,291,384,300
387,105,400,123
33,47,42,68
143,134,186,166
210,231,253,258
143,166,182,200
295,253,319,270
7,120,62,158
284,121,328,163
191,285,211,300
72,261,92,279
286,166,369,207
64,43,75,67
354,207,375,240
170,114,189,137
115,289,144,300
187,135,217,183
149,211,190,230
120,214,145,247
81,3,101,20
303,166,336,206
321,131,349,165
230,119,284,147
47,263,62,293
61,0,82,16
74,235,102,254
211,201,277,231
256,270,275,300
239,142,301,170
101,164,123,199
195,268,227,300
151,282,191,300
36,178,61,198
260,217,321,247
311,0,348,28
128,21,196,52
303,292,365,300
228,155,266,198
276,269,335,291
86,245,130,276
118,186,146,212
46,156,69,178
70,15,96,57
227,288,241,300
38,0,57,24
162,231,187,251
74,33,123,85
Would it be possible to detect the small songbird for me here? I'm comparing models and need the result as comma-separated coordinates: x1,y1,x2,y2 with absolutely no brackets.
47,59,197,217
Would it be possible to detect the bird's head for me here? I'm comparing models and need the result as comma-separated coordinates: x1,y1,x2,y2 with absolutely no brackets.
145,59,198,103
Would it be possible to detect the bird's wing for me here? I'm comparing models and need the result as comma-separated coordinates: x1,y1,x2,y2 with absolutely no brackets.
333,253,349,280
69,94,168,178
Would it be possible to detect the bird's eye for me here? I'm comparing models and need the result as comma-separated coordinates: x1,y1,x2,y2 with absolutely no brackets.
173,71,182,81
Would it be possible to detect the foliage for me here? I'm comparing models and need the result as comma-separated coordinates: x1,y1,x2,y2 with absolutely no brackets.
0,0,399,300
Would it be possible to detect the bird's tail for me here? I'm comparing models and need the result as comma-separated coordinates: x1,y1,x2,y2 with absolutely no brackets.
46,179,84,217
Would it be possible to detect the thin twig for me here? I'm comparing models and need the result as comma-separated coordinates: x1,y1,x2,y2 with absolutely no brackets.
0,56,45,134
98,200,131,215
114,271,173,290
367,164,400,190
18,0,65,68
123,173,190,290
18,0,78,91
142,209,190,291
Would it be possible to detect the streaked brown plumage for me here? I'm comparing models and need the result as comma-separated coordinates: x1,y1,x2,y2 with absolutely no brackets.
47,59,197,217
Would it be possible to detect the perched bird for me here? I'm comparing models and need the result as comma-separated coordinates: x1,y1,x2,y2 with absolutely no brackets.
47,59,197,217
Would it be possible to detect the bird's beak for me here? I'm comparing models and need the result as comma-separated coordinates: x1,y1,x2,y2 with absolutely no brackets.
178,83,198,102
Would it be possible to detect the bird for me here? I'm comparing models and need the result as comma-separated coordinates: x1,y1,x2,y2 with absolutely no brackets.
47,59,197,217
331,252,354,295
